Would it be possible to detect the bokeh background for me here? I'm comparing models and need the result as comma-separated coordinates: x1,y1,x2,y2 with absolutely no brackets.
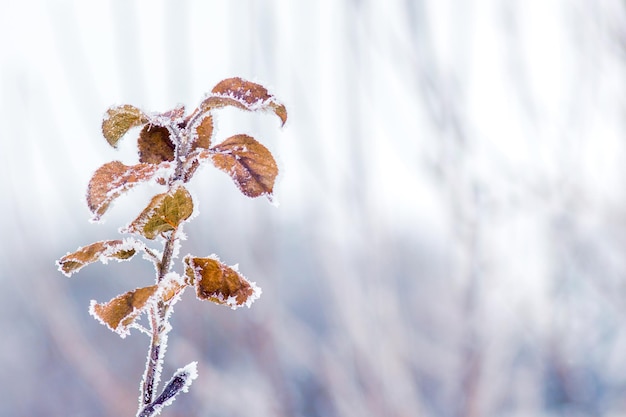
2,1,626,416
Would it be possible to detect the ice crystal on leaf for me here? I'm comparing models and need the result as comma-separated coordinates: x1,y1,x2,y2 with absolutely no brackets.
137,362,198,417
208,134,278,199
150,104,186,127
201,77,287,126
89,285,159,338
183,255,261,309
124,186,194,240
87,161,172,222
191,113,213,149
57,238,141,276
102,104,148,148
159,272,187,305
57,77,286,417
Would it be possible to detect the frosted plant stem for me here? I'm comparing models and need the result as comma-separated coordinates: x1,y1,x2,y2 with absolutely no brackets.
158,229,178,283
141,310,161,407
139,229,177,412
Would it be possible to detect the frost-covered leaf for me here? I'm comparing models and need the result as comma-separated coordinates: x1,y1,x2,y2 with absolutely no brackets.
160,273,188,303
124,186,194,239
138,362,198,417
208,134,278,199
184,255,261,309
191,114,213,150
87,161,171,221
102,104,147,147
57,239,139,276
200,77,287,126
89,285,158,338
156,105,186,124
181,159,200,184
138,125,176,164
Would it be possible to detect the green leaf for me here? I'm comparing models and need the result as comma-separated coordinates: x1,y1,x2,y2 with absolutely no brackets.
102,104,148,147
124,186,194,239
208,134,278,199
57,239,139,276
184,255,261,309
200,77,287,126
86,161,172,221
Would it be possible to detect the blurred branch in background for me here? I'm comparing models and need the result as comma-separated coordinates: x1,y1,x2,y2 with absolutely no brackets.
1,0,626,416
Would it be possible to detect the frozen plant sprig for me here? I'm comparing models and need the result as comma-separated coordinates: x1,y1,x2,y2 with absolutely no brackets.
57,77,287,417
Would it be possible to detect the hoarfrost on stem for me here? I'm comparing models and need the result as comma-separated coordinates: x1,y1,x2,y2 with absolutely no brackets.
137,362,198,417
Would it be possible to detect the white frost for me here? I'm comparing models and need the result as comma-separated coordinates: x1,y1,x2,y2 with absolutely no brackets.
88,299,132,339
176,361,198,392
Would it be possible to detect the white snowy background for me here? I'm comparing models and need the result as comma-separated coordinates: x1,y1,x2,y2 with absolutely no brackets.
1,1,626,416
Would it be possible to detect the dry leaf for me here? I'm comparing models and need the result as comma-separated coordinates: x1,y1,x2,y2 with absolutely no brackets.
209,134,278,199
184,255,261,309
191,114,213,150
160,273,188,303
90,285,158,337
125,186,194,239
138,125,176,164
200,77,287,126
157,105,186,124
102,104,147,147
87,161,171,221
57,239,138,276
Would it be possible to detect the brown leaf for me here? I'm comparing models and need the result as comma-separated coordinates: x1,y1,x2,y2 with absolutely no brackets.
182,159,200,184
184,255,261,309
89,285,158,337
157,105,186,123
200,77,287,126
160,274,188,303
209,134,278,199
87,161,171,221
138,125,176,164
191,114,213,150
57,239,138,277
102,104,148,147
124,186,194,239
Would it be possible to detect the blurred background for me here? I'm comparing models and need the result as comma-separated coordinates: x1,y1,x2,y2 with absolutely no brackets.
1,0,626,416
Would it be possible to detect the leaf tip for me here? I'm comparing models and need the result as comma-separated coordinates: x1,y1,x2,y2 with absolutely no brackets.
56,257,76,277
237,280,262,310
273,102,288,127
89,299,131,338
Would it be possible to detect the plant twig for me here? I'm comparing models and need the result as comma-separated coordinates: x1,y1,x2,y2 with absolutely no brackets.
140,229,178,409
158,230,178,283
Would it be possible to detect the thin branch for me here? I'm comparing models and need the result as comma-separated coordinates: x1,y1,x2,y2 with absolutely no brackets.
139,227,178,412
137,362,197,417
130,323,152,337
158,230,177,283
141,245,161,264
140,305,162,407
